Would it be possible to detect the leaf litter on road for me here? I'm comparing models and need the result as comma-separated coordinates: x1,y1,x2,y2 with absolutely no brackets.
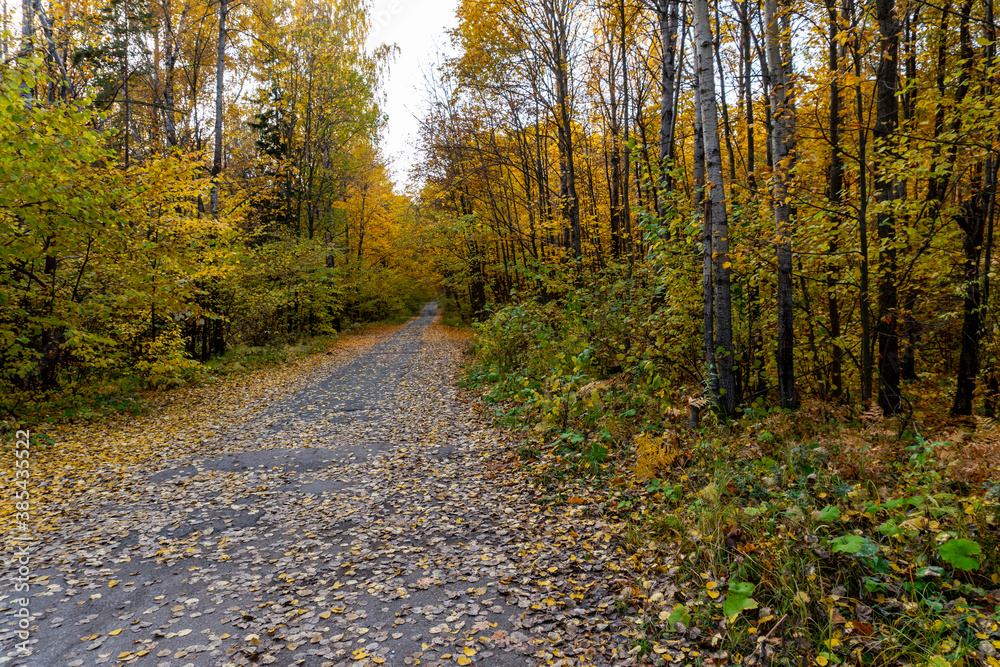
1,306,638,667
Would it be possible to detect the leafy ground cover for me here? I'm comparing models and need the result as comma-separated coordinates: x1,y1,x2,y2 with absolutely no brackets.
0,326,400,538
465,307,1000,667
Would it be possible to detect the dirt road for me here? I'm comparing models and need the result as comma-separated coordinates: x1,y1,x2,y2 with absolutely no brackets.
1,305,631,666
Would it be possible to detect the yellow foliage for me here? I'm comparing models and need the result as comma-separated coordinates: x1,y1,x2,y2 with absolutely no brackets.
634,431,680,483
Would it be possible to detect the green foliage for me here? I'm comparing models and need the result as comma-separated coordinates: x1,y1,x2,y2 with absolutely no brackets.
468,262,702,430
470,304,1000,663
830,534,870,554
0,59,425,426
0,62,214,401
937,538,981,571
438,294,472,328
338,259,429,325
222,237,343,347
722,581,758,622
622,429,1000,664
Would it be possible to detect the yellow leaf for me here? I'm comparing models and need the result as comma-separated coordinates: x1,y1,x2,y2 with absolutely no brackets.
108,628,123,636
464,646,477,656
458,658,473,666
117,651,133,659
108,580,118,588
816,657,829,666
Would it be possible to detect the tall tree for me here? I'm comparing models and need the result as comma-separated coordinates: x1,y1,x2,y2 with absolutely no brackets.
951,0,994,414
764,0,796,409
210,0,227,217
694,62,715,405
824,0,844,398
693,0,736,416
657,0,680,192
874,0,902,414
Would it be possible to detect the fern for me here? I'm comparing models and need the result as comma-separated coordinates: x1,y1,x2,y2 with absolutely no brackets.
634,431,680,483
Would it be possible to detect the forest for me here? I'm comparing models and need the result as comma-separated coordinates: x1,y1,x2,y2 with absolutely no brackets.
5,0,1000,426
4,0,1000,662
421,0,1000,422
1,0,432,420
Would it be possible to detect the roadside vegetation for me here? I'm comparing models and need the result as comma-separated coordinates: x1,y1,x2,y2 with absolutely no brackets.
463,271,1000,666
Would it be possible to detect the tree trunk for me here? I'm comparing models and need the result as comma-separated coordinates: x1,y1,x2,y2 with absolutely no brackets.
952,6,997,414
608,34,623,260
825,0,844,398
619,0,632,261
713,0,737,184
210,0,227,218
948,0,983,415
764,0,797,409
952,201,986,414
123,5,131,168
740,0,754,187
846,0,873,403
694,0,737,416
658,0,679,195
20,0,33,54
694,68,715,402
159,0,183,147
899,8,920,381
874,0,902,415
543,0,582,261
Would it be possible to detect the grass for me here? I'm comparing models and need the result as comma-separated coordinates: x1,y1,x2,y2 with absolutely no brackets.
461,348,1000,666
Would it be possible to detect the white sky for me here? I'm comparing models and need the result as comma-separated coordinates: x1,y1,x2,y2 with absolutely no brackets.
366,0,460,188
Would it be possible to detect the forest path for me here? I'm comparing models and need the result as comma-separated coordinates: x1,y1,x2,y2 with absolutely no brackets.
2,305,632,667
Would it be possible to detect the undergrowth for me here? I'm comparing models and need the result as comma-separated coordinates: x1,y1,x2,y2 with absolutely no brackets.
1,300,435,436
439,294,473,328
464,285,1000,667
0,334,342,436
